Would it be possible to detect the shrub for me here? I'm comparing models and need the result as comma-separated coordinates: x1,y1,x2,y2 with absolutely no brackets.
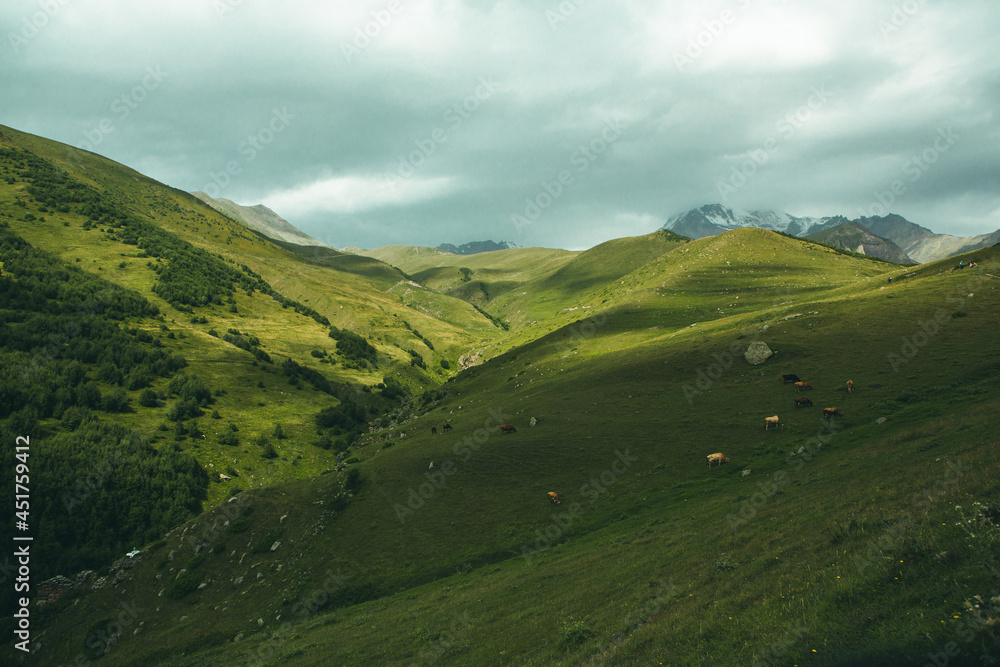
228,515,252,533
345,467,362,492
559,619,596,647
139,389,159,407
101,387,130,413
218,424,239,446
165,569,201,599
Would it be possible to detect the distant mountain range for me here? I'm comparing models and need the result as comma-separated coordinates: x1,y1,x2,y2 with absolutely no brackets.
191,192,329,248
436,240,521,255
662,204,841,239
661,205,1000,264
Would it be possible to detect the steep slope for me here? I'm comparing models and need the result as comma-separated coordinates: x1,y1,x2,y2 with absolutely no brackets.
25,233,1000,666
191,192,328,248
0,125,499,369
806,219,915,264
0,124,507,637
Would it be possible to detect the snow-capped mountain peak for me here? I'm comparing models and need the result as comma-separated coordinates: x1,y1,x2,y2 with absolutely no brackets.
661,205,839,239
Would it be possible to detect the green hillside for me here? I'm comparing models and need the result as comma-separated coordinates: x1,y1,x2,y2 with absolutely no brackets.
3,124,1000,666
0,124,504,640
358,244,580,313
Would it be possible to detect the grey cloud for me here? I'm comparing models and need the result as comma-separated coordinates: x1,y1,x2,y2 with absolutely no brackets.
1,0,998,249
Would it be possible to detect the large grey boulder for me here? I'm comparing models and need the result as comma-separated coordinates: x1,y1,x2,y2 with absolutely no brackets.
744,342,773,365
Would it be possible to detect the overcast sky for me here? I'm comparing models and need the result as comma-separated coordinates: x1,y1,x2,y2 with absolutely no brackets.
2,0,998,250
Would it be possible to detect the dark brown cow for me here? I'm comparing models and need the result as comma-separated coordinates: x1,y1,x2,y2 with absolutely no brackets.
547,491,561,505
780,374,801,384
707,452,730,467
794,381,814,392
443,422,452,431
793,397,813,408
500,424,517,434
430,426,437,435
823,407,843,419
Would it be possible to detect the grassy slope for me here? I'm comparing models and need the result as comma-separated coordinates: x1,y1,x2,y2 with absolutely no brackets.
26,226,1000,665
0,126,501,507
359,245,580,311
0,124,498,369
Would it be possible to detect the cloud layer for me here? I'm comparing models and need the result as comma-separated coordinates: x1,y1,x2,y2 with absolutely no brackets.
3,0,998,249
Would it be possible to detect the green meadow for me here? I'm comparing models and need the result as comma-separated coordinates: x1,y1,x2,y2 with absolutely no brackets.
1,124,999,665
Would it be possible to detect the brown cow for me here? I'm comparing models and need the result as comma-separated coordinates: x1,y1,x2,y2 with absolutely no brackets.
430,426,437,435
443,422,452,431
547,491,561,505
794,382,813,392
846,380,854,394
500,424,517,434
764,415,780,430
823,407,843,419
707,452,730,467
793,397,813,408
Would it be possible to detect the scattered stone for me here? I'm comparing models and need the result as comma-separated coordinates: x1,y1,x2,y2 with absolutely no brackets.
744,341,773,365
529,417,537,427
876,417,887,424
37,576,74,606
279,514,288,523
270,541,281,552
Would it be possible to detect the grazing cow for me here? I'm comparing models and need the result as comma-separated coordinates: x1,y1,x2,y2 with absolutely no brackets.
500,424,517,434
707,452,730,467
442,422,452,432
780,374,801,384
846,380,854,394
430,426,437,435
764,415,780,430
793,397,813,408
794,381,814,392
823,407,843,420
547,491,561,505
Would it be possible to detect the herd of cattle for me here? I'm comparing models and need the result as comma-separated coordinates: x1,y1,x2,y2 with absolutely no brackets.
424,375,852,500
707,374,851,468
